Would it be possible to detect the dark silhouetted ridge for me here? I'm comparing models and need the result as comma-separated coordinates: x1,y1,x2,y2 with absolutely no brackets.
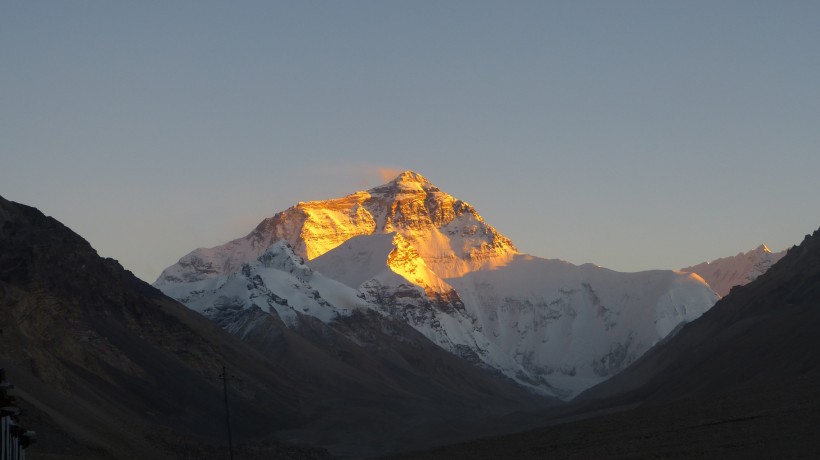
0,195,329,459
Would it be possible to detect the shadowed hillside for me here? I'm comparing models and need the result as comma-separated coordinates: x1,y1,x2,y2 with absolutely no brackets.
0,196,332,459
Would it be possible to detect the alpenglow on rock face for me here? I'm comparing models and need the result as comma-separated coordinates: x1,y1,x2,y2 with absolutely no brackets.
156,171,719,399
155,171,516,288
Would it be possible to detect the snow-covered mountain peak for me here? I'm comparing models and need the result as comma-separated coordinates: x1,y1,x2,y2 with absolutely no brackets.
366,170,439,198
155,173,720,400
681,244,786,297
383,170,433,190
155,171,517,286
393,170,431,184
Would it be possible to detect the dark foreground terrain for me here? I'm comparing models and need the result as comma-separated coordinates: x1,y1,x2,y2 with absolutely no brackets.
389,380,820,459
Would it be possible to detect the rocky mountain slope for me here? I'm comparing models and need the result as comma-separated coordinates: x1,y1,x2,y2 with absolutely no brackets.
157,171,718,399
680,244,786,296
0,195,548,458
390,227,820,459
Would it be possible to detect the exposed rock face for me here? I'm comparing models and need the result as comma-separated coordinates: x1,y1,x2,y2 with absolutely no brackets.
680,244,786,297
155,171,517,288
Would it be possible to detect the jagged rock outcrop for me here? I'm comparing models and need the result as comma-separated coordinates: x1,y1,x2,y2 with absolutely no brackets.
155,171,517,288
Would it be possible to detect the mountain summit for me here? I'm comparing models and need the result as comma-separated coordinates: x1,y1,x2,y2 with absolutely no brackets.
156,171,516,288
378,169,434,190
157,171,718,399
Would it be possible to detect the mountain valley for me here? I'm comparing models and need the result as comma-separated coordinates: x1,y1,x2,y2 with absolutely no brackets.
1,171,809,459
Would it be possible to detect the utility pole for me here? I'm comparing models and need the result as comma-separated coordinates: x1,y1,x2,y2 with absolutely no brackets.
220,364,234,460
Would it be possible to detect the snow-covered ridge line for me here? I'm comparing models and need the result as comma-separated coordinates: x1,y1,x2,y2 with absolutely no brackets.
680,244,786,297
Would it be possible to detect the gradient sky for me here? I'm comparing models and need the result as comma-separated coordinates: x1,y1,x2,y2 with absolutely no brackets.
3,1,819,283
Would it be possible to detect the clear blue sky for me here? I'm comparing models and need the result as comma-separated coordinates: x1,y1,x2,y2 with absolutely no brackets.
3,1,819,282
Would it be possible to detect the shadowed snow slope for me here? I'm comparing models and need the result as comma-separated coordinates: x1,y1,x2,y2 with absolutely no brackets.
157,171,719,399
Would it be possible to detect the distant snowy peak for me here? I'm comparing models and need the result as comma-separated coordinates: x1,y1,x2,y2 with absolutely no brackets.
155,170,517,287
680,244,786,297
